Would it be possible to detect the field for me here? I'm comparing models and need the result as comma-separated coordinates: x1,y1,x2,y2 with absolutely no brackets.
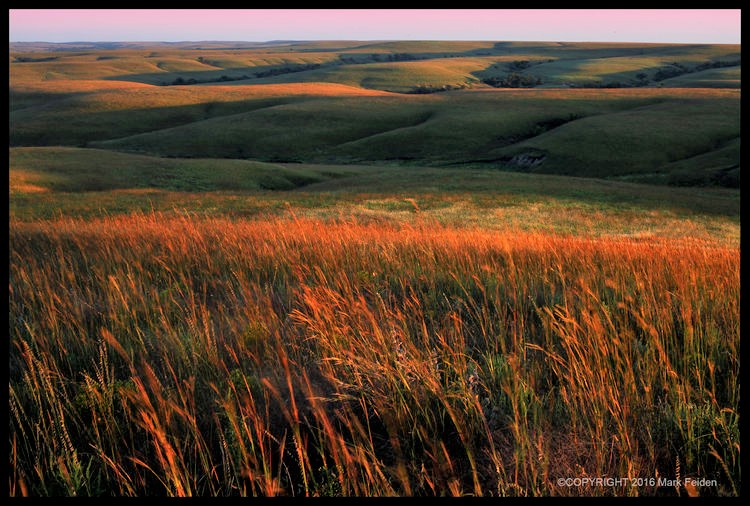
10,40,740,185
8,40,741,497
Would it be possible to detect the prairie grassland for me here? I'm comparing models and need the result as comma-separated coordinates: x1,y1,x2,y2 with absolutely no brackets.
9,212,739,496
8,48,341,85
657,66,742,88
8,40,741,497
247,57,500,91
81,88,737,185
10,57,739,186
9,147,739,245
10,41,739,91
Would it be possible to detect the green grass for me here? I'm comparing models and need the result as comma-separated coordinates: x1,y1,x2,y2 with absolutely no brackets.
511,56,666,86
9,48,339,85
246,58,491,92
657,66,741,88
10,148,739,246
662,137,739,184
9,81,388,146
479,53,740,88
10,41,740,93
10,42,740,187
9,146,359,193
89,95,434,160
79,88,738,187
488,91,740,180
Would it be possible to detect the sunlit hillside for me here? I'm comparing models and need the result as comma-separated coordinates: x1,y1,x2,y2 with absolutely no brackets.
10,41,740,186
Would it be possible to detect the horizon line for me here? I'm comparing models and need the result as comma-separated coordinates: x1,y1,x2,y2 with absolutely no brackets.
9,38,742,45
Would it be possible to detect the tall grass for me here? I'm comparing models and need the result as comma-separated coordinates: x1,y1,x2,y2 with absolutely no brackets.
9,212,739,496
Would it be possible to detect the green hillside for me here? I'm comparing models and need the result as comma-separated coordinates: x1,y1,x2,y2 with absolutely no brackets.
656,65,741,88
9,40,741,187
10,41,740,91
80,88,738,186
9,146,357,193
10,146,739,246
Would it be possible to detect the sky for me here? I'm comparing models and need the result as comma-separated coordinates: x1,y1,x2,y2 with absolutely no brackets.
8,9,741,44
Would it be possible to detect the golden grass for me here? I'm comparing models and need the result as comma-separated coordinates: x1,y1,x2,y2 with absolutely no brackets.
8,172,51,194
465,87,740,100
12,65,737,107
10,80,395,115
9,213,739,496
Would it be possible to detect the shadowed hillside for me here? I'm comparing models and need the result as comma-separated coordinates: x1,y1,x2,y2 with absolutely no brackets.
8,40,741,187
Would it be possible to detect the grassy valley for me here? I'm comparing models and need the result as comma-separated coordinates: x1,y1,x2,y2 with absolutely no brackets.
10,41,740,186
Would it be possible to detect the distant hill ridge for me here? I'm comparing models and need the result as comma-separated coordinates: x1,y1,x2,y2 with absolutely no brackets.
8,40,311,52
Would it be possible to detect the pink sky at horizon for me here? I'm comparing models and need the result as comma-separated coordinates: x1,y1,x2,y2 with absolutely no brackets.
9,9,741,45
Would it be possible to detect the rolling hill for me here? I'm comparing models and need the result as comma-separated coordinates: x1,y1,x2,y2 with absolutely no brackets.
9,40,741,187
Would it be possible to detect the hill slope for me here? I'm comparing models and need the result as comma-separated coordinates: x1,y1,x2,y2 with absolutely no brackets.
9,41,741,187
